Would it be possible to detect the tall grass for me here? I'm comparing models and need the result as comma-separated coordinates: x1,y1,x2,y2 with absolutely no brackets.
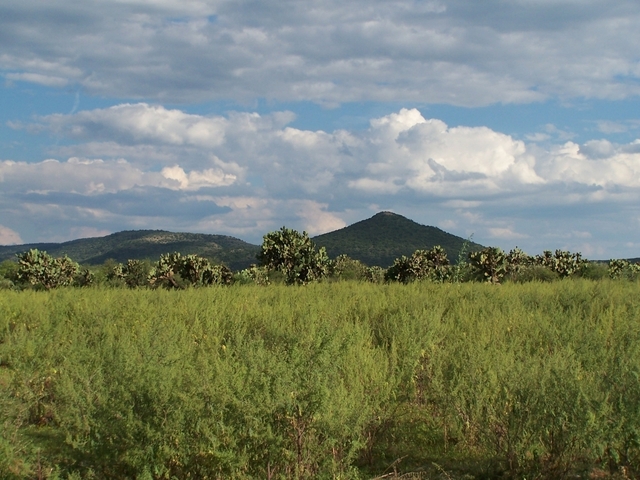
1,280,639,478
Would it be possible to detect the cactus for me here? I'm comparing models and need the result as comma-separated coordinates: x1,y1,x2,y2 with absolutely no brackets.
505,247,532,276
15,249,79,289
237,265,271,286
468,247,508,284
385,246,451,283
608,259,640,280
258,227,330,285
149,253,232,289
535,250,586,278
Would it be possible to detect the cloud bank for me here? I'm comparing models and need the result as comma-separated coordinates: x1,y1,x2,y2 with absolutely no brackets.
2,0,640,105
3,104,640,258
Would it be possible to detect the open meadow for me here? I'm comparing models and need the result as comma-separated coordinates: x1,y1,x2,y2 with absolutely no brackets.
1,280,640,479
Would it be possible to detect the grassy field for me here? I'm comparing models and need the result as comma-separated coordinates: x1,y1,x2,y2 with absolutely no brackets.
1,280,639,479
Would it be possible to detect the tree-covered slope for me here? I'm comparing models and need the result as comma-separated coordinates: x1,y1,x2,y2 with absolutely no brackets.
0,212,484,270
0,230,261,271
313,211,483,267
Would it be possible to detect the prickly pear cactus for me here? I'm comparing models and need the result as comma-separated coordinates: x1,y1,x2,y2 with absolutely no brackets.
149,252,233,289
535,250,586,278
385,246,451,283
468,247,507,284
505,247,532,276
258,227,330,285
608,259,640,280
16,249,79,289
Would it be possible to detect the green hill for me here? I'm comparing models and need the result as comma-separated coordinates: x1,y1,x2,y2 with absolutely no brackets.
313,211,483,267
0,230,261,271
0,212,484,271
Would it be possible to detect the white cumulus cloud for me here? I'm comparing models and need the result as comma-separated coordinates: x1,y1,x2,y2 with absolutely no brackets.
6,105,640,257
0,225,23,245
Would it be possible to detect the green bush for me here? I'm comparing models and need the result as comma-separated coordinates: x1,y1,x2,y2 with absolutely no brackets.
509,265,559,283
578,262,609,281
385,246,451,283
0,260,18,282
15,249,79,290
468,247,507,284
258,227,330,285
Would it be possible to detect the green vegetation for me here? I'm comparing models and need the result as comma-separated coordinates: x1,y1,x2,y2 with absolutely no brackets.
313,211,484,266
1,212,485,272
15,249,81,290
2,281,640,479
384,246,451,283
257,227,330,285
3,223,640,478
0,230,261,272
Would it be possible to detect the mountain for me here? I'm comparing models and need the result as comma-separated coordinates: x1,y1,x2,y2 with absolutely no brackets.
313,211,483,267
0,212,483,271
0,230,261,271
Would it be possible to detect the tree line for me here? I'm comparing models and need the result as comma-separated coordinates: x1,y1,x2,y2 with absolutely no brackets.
1,226,638,290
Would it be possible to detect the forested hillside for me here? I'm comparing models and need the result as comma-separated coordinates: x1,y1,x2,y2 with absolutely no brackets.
313,211,483,266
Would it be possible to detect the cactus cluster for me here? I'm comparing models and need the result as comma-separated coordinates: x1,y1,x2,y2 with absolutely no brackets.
148,253,233,289
608,259,640,279
16,249,80,290
385,245,451,283
535,250,586,278
468,247,508,284
257,227,330,285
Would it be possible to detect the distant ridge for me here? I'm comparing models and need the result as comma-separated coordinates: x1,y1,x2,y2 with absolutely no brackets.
0,212,483,270
313,211,483,267
0,230,261,271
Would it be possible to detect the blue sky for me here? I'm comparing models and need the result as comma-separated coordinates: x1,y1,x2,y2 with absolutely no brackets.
2,0,640,259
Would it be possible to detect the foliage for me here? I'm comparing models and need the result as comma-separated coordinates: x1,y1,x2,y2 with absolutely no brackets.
0,230,261,271
450,236,474,283
0,260,18,290
15,249,79,290
74,268,95,287
2,282,640,478
236,264,271,285
148,253,233,289
363,265,386,283
510,264,559,283
329,254,369,281
111,259,152,288
535,249,587,278
313,211,484,267
258,227,330,285
385,246,451,283
0,259,18,281
505,247,532,275
468,246,508,284
577,262,609,280
608,259,640,280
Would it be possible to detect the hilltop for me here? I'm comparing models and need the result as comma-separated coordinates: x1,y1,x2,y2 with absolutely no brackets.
313,211,483,267
0,212,484,270
0,230,261,272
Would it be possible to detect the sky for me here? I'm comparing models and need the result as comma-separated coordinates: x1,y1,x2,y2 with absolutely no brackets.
2,0,640,259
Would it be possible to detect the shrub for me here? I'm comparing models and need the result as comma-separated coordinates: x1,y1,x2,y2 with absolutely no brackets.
385,246,451,283
608,259,640,280
15,249,79,290
578,262,609,280
258,227,330,285
0,260,18,282
149,253,232,289
510,265,559,283
236,265,271,285
468,247,508,284
330,254,369,281
535,250,587,278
